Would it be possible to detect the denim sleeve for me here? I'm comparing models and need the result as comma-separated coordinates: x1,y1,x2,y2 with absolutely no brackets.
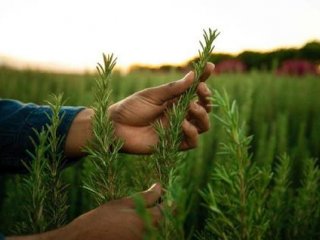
0,99,85,174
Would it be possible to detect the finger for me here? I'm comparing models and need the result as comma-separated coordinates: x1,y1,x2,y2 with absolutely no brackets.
196,82,212,112
121,183,163,208
142,183,163,207
180,120,199,150
139,72,194,105
187,102,210,133
149,203,164,226
199,62,215,82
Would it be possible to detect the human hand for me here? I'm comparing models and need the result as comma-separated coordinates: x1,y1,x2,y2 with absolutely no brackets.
109,63,214,154
7,183,163,240
64,63,214,157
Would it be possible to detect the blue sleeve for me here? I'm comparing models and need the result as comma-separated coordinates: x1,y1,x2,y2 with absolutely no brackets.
0,99,85,174
0,233,5,240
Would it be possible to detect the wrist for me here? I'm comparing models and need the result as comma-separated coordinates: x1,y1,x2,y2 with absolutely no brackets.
64,108,94,157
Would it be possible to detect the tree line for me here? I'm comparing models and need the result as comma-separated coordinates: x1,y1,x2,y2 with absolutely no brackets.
204,41,320,71
130,41,320,73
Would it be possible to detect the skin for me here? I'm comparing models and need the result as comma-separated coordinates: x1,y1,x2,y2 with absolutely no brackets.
7,63,214,240
64,63,214,156
7,184,163,240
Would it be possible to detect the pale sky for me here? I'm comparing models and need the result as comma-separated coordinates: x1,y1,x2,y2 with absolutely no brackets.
0,0,319,71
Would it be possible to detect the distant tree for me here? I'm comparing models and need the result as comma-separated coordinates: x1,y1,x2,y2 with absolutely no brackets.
209,53,234,63
299,41,320,61
237,51,265,70
159,64,175,72
129,41,320,73
187,53,234,69
235,42,320,71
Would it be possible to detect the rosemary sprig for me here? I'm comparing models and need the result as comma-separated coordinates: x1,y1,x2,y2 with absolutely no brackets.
152,28,219,240
83,54,124,205
153,28,219,185
19,95,68,233
45,95,68,229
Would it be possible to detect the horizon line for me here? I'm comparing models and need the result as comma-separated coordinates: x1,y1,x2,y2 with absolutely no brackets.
1,39,319,74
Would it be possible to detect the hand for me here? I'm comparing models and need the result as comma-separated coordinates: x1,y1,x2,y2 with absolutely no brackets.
109,63,214,154
64,63,214,156
7,183,163,240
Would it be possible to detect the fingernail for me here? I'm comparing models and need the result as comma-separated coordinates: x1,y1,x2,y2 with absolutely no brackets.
184,71,194,81
205,86,211,94
186,71,193,77
206,96,212,102
148,183,158,192
192,102,200,110
209,62,215,71
175,73,190,84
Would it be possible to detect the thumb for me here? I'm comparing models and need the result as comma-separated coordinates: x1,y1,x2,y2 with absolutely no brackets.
120,183,163,208
139,72,194,104
141,183,163,207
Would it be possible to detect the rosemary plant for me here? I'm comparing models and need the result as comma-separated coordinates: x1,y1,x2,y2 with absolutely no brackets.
19,95,68,233
83,54,124,205
21,129,50,233
290,157,320,239
267,154,291,239
153,28,219,185
148,28,219,239
201,90,272,240
44,95,69,229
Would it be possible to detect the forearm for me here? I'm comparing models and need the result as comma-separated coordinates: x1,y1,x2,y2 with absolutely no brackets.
64,108,94,158
0,99,85,173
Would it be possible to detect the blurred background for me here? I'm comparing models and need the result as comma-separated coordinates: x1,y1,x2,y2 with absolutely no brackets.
0,0,319,73
1,0,320,235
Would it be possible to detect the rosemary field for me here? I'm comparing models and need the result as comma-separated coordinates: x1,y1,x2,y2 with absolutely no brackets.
0,31,320,238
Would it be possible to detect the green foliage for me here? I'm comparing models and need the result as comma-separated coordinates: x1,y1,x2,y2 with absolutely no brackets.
0,34,320,239
266,154,291,239
153,29,219,185
15,95,68,234
201,91,320,240
45,95,69,229
83,54,124,205
201,90,272,240
290,157,320,239
299,41,320,61
150,29,219,239
133,193,158,240
20,129,50,234
186,40,320,71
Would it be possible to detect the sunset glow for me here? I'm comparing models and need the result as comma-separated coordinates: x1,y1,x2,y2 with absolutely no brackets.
0,0,319,72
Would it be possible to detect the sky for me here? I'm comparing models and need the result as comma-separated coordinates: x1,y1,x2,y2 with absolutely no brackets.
0,0,319,72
